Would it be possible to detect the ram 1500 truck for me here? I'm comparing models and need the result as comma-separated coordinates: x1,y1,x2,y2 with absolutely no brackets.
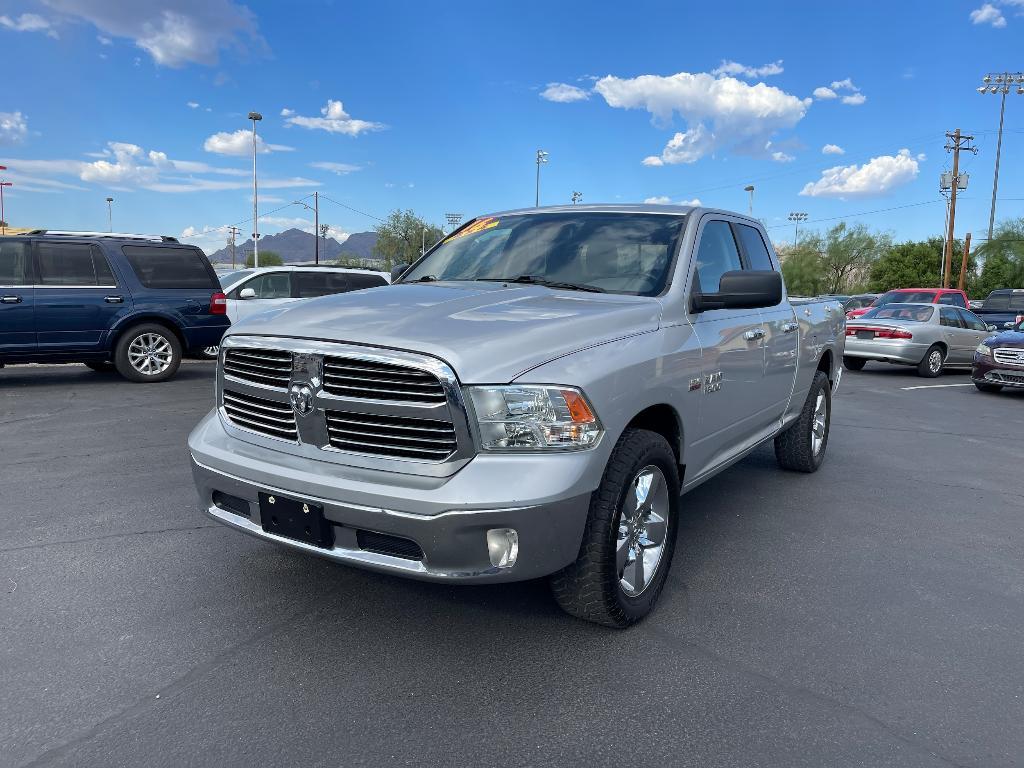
188,205,844,627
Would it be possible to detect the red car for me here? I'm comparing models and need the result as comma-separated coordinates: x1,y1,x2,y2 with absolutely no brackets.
846,288,969,319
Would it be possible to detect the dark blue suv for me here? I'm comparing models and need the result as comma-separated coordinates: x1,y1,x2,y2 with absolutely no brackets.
0,231,230,382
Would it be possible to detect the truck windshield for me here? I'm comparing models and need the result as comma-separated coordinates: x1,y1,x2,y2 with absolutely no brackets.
401,212,686,297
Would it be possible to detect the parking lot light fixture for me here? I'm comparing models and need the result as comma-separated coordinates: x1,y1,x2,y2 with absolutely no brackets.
248,111,263,268
105,197,113,232
535,149,549,207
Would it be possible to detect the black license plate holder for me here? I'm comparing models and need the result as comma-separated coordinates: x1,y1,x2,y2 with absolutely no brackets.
856,330,874,339
259,492,334,549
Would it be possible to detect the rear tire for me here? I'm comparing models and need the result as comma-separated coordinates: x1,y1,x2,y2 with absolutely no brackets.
916,345,945,378
842,356,866,371
84,361,115,372
974,382,1003,393
113,324,182,383
774,370,831,473
550,428,680,628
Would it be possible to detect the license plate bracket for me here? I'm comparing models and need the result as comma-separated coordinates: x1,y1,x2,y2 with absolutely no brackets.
856,330,874,339
259,492,334,549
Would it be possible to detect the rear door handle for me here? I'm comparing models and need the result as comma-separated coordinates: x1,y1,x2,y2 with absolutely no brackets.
782,322,799,333
744,327,766,341
1,295,22,304
104,295,124,304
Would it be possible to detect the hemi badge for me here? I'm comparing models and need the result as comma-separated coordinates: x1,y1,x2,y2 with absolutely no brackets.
689,378,701,392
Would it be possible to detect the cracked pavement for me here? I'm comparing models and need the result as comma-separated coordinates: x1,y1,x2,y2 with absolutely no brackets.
1,362,1022,767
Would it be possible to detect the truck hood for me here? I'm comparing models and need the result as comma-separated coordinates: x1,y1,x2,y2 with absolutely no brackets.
229,281,662,382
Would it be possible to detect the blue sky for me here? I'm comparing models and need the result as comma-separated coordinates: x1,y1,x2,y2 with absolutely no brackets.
1,0,1023,256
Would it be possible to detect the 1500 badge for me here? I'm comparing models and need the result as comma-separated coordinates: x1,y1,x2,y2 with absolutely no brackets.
704,371,723,393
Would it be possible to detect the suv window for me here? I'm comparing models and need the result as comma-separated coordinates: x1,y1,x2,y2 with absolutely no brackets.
938,292,965,307
122,245,217,289
734,224,774,271
939,307,963,328
234,272,291,299
36,242,116,286
695,221,742,293
0,241,30,285
346,273,387,291
958,309,988,331
294,271,349,298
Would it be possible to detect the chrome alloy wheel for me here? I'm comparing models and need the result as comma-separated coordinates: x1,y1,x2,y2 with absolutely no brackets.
616,465,670,597
928,349,943,375
811,391,827,456
127,333,173,376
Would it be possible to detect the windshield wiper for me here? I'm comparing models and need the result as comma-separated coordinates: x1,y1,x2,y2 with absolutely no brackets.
412,275,439,282
476,275,606,293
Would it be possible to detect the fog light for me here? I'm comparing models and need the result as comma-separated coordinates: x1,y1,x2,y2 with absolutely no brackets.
486,528,519,569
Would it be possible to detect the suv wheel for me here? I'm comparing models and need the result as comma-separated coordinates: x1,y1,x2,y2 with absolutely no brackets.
114,324,182,383
842,356,866,371
774,370,831,473
550,428,680,628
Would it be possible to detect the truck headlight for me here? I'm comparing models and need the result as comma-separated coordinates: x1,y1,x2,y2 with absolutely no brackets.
975,343,993,358
467,385,603,451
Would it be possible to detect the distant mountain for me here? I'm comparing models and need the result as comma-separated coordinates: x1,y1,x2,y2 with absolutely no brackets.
205,227,377,264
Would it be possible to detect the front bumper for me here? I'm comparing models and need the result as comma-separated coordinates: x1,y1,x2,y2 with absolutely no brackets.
972,359,1024,388
188,411,596,582
843,337,928,365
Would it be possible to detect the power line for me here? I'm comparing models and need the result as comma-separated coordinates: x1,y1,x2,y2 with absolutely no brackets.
764,199,943,229
318,195,385,223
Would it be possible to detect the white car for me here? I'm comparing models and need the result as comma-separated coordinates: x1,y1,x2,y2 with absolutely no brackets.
200,266,390,356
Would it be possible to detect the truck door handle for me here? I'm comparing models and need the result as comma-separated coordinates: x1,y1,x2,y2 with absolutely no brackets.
782,322,799,333
743,327,766,341
104,295,124,304
1,295,22,304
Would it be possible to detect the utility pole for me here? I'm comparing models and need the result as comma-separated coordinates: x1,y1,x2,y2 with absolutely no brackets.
943,129,977,289
320,223,329,263
977,73,1023,241
535,149,549,207
958,233,972,292
313,191,319,265
227,226,240,269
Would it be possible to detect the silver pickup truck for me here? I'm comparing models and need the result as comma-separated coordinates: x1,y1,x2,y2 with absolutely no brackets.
188,205,844,627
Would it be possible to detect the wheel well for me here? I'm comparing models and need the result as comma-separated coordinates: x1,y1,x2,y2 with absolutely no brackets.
817,350,834,382
109,317,185,354
625,405,683,468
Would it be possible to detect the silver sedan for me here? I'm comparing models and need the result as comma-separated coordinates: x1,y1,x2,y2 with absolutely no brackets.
842,303,996,378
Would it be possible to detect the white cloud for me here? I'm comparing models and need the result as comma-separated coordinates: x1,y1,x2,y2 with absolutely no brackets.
642,196,702,206
711,59,784,79
830,78,859,91
800,148,920,198
916,152,927,161
841,93,867,106
970,3,1007,26
0,13,58,38
595,71,810,165
540,82,590,102
771,151,795,163
813,87,837,100
40,0,265,67
203,129,294,156
187,101,200,109
309,161,361,175
822,143,845,155
0,112,29,144
280,108,295,117
80,142,158,185
97,34,111,44
815,78,866,106
284,100,385,136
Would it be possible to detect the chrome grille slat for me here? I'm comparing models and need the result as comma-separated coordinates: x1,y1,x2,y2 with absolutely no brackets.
324,416,454,435
222,389,297,440
324,409,457,461
223,348,293,388
322,355,446,403
323,362,434,379
993,348,1024,366
326,425,456,446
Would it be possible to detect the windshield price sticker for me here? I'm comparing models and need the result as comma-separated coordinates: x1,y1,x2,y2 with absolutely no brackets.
445,217,500,242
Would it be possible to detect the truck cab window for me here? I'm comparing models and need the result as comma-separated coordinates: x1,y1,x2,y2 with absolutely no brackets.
734,224,775,271
694,221,742,293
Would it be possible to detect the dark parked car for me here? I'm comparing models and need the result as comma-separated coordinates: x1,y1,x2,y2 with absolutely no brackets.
973,289,1024,331
0,230,229,382
973,319,1024,393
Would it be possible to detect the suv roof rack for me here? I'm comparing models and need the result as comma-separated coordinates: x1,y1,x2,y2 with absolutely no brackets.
26,230,180,243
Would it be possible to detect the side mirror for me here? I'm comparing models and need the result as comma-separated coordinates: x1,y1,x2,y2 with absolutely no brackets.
692,270,783,312
987,324,997,332
239,287,256,299
391,263,410,283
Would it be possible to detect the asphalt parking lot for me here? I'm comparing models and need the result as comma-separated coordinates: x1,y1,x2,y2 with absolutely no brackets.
1,362,1022,768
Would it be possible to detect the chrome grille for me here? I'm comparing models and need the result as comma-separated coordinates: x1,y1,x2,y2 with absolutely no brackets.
325,410,457,461
222,389,298,441
223,348,293,388
322,356,446,403
993,348,1024,366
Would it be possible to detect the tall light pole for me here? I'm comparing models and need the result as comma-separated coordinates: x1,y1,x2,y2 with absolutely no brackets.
977,72,1023,241
248,111,262,268
292,193,321,264
571,191,582,205
535,149,549,207
445,212,462,233
744,185,755,216
105,197,113,232
787,212,808,244
320,223,330,263
0,166,10,235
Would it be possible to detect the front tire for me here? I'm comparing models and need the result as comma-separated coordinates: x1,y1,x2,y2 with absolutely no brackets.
774,370,831,473
974,381,1003,393
550,429,680,628
843,356,866,371
113,324,182,383
917,345,945,378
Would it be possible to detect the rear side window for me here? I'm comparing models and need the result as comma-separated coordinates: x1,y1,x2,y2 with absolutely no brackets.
984,292,1009,310
0,241,30,285
122,245,217,289
734,224,775,271
294,271,350,298
694,220,742,293
346,273,387,291
36,242,117,286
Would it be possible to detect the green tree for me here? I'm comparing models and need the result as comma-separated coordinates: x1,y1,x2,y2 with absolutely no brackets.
372,209,443,270
868,237,975,294
244,250,284,268
334,253,365,268
975,218,1024,298
802,222,890,294
780,247,826,296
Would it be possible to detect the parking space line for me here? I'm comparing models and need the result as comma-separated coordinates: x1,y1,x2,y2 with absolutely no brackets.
900,383,976,390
